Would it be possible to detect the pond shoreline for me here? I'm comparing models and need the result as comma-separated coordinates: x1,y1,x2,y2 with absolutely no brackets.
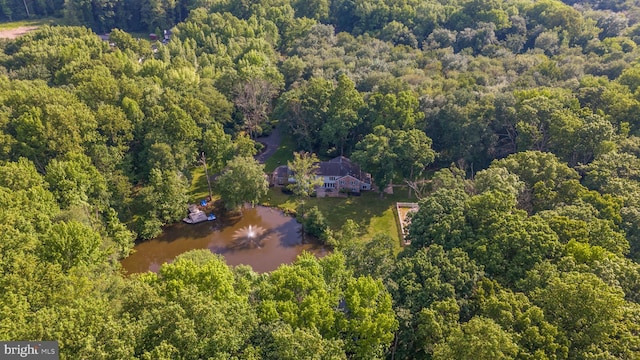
121,205,327,274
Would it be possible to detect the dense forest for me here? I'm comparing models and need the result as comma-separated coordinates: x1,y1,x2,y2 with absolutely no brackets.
1,0,640,358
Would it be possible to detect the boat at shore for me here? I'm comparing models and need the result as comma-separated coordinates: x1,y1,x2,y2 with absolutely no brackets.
183,204,216,224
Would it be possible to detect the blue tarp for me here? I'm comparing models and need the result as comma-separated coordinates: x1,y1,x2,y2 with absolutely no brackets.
200,199,207,206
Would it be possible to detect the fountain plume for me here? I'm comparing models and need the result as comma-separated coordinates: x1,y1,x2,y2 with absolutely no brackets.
233,225,266,248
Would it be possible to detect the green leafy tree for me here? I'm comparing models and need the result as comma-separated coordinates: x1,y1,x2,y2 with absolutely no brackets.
234,134,259,158
0,157,46,191
257,253,397,359
4,81,98,163
123,250,258,358
472,279,568,359
44,152,109,210
342,233,396,281
489,151,581,212
72,65,121,109
134,168,190,239
299,205,330,243
202,123,235,173
433,316,519,360
353,126,435,195
217,156,269,211
473,167,525,198
407,188,470,249
103,207,135,259
580,151,640,191
257,322,345,360
352,126,396,194
367,91,423,130
292,0,329,21
391,245,484,358
531,271,632,359
394,129,436,196
257,253,340,337
322,74,364,155
39,221,105,272
276,77,333,152
287,151,323,197
465,191,563,284
343,276,398,359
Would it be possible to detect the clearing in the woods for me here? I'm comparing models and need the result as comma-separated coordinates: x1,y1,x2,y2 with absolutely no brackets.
0,18,56,38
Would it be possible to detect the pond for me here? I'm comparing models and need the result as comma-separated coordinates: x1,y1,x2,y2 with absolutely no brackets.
121,205,328,274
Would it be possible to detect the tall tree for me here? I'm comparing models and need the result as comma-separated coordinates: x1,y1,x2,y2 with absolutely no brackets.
134,168,190,239
530,271,632,358
394,129,436,197
217,156,269,211
287,151,324,241
275,77,333,152
391,245,484,358
201,123,234,173
234,78,277,139
287,151,323,198
322,74,364,155
39,221,105,272
433,316,519,360
353,126,435,196
351,125,396,194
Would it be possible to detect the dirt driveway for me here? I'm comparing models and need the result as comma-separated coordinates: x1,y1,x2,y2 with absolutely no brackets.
0,26,39,39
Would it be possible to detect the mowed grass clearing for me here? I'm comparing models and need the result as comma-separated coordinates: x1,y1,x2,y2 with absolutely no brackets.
262,187,415,249
0,17,57,30
264,132,295,172
188,166,219,203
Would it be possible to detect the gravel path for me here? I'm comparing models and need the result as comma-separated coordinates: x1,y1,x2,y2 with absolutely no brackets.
254,126,282,164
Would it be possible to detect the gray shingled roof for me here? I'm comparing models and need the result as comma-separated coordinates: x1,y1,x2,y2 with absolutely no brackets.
317,156,370,183
275,157,371,183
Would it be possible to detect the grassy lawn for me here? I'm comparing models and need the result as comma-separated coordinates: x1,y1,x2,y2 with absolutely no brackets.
0,17,57,30
188,166,219,203
262,187,416,250
264,132,295,172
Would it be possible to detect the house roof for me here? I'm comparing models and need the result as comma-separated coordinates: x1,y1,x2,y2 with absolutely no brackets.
273,156,371,183
317,156,370,183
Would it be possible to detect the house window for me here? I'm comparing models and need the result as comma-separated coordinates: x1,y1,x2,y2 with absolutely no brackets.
329,176,336,181
351,180,356,185
339,180,345,185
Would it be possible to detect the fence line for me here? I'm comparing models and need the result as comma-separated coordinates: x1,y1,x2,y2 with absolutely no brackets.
396,202,419,246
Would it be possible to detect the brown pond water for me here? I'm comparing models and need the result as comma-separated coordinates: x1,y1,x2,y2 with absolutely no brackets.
121,205,328,274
